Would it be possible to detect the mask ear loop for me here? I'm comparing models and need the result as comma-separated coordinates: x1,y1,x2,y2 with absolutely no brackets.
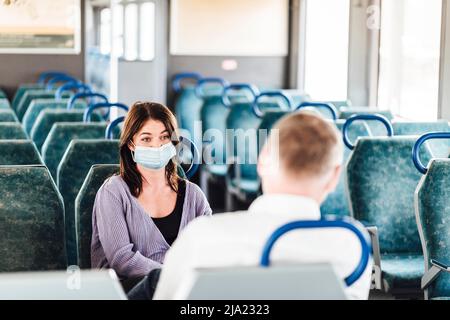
129,141,137,162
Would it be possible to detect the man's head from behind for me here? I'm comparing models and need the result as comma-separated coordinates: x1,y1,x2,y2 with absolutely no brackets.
257,112,343,204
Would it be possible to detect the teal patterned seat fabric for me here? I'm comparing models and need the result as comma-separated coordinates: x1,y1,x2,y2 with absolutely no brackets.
416,159,450,299
57,140,120,266
226,102,291,200
0,165,66,271
340,109,394,136
281,90,310,106
15,90,59,121
75,164,120,269
201,95,231,176
0,109,19,122
380,253,425,290
320,121,370,217
257,110,291,150
30,110,101,151
0,140,43,165
175,86,204,148
12,84,44,111
41,123,109,179
347,137,432,292
0,98,11,109
0,89,6,99
23,99,86,135
393,121,450,158
0,123,28,139
328,100,352,109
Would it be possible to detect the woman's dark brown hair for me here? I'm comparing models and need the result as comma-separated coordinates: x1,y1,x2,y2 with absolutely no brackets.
120,102,180,197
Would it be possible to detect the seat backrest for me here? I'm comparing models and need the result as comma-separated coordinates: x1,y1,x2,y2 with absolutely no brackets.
415,159,450,299
0,98,11,109
75,164,120,269
226,102,280,181
175,86,203,142
320,121,370,217
176,264,347,300
393,121,450,158
41,123,109,179
16,90,58,121
12,84,44,111
282,90,310,106
0,165,66,271
30,110,101,151
347,137,432,254
0,123,28,139
201,95,231,165
23,99,86,135
0,109,18,122
0,140,43,165
339,109,394,136
58,140,120,266
0,89,6,99
0,269,126,300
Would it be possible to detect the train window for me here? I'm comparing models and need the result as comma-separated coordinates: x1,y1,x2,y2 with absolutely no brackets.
139,2,155,61
170,0,289,56
111,1,155,61
124,3,138,60
112,4,124,57
303,0,350,101
377,0,442,120
100,8,111,54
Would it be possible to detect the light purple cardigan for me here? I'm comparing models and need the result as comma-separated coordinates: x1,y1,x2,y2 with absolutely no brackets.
91,175,212,279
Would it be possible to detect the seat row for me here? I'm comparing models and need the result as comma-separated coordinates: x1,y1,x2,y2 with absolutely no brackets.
171,72,450,299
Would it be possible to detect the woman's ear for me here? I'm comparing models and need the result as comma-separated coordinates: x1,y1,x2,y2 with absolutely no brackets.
128,140,135,152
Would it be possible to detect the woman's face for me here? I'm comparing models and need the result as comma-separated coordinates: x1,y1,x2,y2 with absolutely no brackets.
129,119,171,150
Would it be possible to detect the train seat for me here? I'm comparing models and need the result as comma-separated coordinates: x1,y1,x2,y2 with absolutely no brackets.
58,139,120,266
12,84,45,111
0,109,19,123
320,119,371,217
0,98,11,109
0,123,28,140
414,134,450,300
76,164,120,269
347,136,432,296
393,121,450,158
16,90,63,120
23,99,86,135
0,165,66,272
31,110,102,151
0,140,43,165
41,123,110,179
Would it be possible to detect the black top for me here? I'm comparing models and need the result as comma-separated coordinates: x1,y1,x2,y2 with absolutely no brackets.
152,180,186,246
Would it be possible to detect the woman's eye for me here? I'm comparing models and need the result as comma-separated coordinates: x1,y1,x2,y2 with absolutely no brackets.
161,135,170,141
142,137,151,142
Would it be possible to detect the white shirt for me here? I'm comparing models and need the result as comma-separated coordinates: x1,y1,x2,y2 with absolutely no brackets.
153,194,372,300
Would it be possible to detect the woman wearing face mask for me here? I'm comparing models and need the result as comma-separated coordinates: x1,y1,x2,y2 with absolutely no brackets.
91,102,212,292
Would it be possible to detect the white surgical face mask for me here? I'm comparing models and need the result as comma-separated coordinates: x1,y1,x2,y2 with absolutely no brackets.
131,142,177,170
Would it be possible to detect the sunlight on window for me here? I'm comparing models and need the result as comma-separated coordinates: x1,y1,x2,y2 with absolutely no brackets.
304,0,350,101
139,2,155,61
112,4,124,57
124,3,138,60
100,8,111,55
378,0,442,120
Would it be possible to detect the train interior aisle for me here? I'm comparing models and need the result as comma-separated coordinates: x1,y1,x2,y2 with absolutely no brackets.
0,0,449,302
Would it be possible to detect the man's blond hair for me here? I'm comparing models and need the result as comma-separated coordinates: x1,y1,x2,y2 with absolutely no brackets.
272,112,343,178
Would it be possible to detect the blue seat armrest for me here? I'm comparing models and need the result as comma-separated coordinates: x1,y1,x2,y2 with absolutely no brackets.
366,226,383,291
422,260,450,290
